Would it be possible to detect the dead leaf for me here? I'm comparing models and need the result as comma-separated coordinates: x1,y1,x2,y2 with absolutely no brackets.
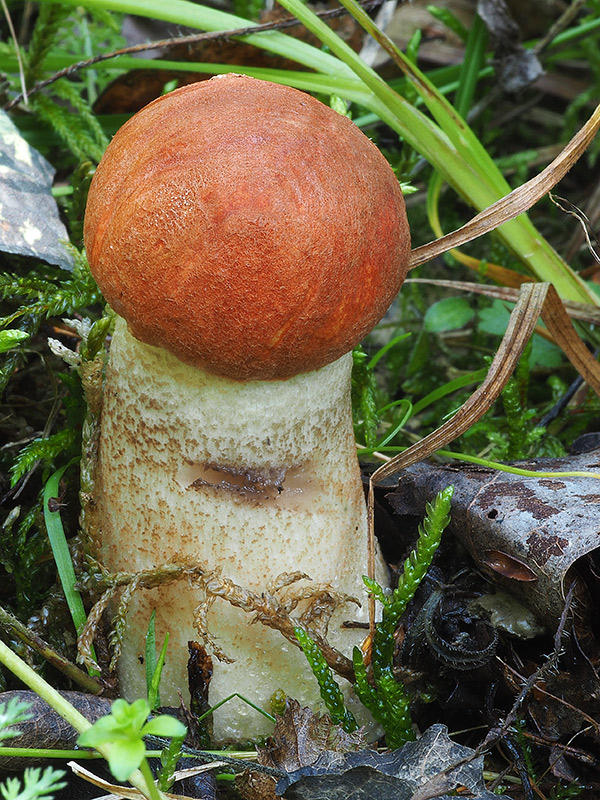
275,723,508,799
238,701,365,800
93,3,363,115
386,451,600,626
477,0,544,91
259,699,365,774
0,691,111,771
0,110,74,269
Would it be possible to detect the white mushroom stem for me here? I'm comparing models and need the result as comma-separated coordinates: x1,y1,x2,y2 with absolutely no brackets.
89,317,388,741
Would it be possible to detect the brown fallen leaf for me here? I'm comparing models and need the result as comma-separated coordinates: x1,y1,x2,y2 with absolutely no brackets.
93,2,363,115
386,450,600,627
259,699,366,774
274,723,509,800
0,691,111,771
237,700,365,800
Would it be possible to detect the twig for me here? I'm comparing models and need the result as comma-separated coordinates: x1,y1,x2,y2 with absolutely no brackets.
479,581,575,750
0,603,103,694
3,0,382,111
0,0,27,104
413,583,576,797
534,0,590,55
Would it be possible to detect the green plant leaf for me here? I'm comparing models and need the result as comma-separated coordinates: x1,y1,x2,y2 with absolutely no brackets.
142,716,187,739
0,766,67,800
42,458,99,680
0,698,33,744
0,330,28,353
77,716,121,746
107,738,146,781
478,300,563,366
77,697,186,788
424,297,475,332
111,698,149,729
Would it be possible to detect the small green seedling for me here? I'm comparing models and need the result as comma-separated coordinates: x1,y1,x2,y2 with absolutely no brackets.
145,610,169,711
0,698,33,743
77,698,186,800
0,698,66,800
0,767,67,800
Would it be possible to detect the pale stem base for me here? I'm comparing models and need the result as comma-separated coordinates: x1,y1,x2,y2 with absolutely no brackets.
88,317,388,741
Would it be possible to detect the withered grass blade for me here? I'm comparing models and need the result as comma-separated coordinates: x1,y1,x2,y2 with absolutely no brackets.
372,283,549,482
365,282,547,624
541,285,600,395
409,103,600,270
405,279,600,325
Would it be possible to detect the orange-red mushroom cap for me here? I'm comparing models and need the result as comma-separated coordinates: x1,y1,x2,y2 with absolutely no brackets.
84,74,411,381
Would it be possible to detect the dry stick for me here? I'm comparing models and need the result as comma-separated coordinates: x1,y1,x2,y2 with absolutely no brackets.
481,582,576,746
534,0,590,55
405,278,600,325
0,604,103,694
409,102,600,269
0,0,27,103
3,0,381,111
410,584,576,800
503,663,600,738
519,729,599,769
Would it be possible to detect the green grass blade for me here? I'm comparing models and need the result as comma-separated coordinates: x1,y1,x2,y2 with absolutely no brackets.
38,0,600,304
43,460,99,677
275,0,598,304
453,13,487,116
43,460,86,635
38,0,352,77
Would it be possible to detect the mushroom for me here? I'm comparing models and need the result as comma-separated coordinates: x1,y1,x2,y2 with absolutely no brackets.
83,74,411,741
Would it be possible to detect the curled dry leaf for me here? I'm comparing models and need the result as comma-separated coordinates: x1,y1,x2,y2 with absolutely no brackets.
387,450,600,626
549,193,600,265
259,699,366,775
